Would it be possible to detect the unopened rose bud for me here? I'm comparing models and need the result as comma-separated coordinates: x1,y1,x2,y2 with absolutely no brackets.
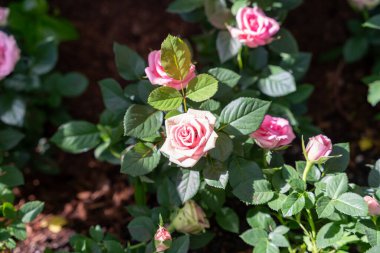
364,196,380,216
172,200,210,234
348,0,380,11
154,226,172,252
305,134,332,163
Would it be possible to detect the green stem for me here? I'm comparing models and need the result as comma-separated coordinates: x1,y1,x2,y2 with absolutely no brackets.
180,83,187,112
302,160,314,182
237,46,243,71
363,9,369,20
305,210,318,253
133,178,147,205
263,149,269,168
128,242,146,250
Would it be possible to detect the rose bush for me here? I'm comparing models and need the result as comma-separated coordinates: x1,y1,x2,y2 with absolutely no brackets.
52,32,380,253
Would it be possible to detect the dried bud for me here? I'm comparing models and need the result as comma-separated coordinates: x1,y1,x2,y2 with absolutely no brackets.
154,226,172,252
172,200,210,234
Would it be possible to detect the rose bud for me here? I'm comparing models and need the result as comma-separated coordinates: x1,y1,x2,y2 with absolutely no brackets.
305,134,332,163
0,7,9,26
348,0,380,10
364,196,380,216
172,200,210,234
228,7,280,48
0,31,20,80
160,109,218,168
250,115,295,149
154,226,172,252
145,50,196,90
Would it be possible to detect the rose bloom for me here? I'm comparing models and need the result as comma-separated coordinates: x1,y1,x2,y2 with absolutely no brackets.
160,109,218,168
145,50,196,90
0,31,20,80
229,7,280,48
250,115,295,149
364,196,380,215
0,7,9,26
348,0,380,10
305,134,332,162
154,226,172,252
173,200,210,234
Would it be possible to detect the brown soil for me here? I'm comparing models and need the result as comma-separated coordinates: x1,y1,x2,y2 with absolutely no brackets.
15,0,380,252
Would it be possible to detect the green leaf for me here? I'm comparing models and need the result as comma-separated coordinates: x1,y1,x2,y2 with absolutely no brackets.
157,178,181,207
147,86,183,111
104,241,124,253
89,225,103,242
209,132,233,162
186,74,218,102
161,35,192,80
167,234,190,253
258,66,296,97
0,128,24,150
113,42,145,80
285,84,314,104
219,97,271,135
324,143,350,173
51,121,100,154
216,207,239,233
269,232,289,248
189,232,215,250
249,47,268,71
208,67,241,88
326,173,348,199
0,166,24,187
334,192,368,217
3,202,16,219
240,228,267,246
167,0,204,13
368,80,380,106
9,222,26,241
31,40,58,75
203,160,229,189
364,14,380,30
200,186,225,212
316,222,344,249
289,178,306,192
20,201,44,223
268,194,287,211
316,196,335,218
216,31,241,63
123,105,163,139
229,158,264,204
280,52,311,81
99,79,130,112
247,210,276,231
199,99,221,112
176,169,200,203
0,96,26,127
252,180,274,205
281,192,305,217
269,29,298,55
120,143,161,176
369,159,380,188
127,216,155,242
254,239,280,253
343,37,368,63
295,161,320,182
56,72,88,97
364,222,380,247
367,245,380,253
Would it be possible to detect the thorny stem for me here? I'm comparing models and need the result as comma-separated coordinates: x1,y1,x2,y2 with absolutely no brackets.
180,83,187,112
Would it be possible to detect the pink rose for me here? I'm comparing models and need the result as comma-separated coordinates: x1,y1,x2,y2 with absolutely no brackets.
145,50,196,90
0,31,20,80
364,196,380,215
229,7,280,48
154,226,172,252
160,109,218,168
305,134,332,162
0,7,9,26
348,0,380,10
250,115,295,149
